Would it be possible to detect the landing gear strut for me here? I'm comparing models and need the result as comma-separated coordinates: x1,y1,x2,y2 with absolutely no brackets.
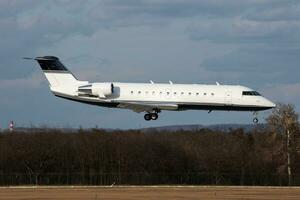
253,112,259,124
144,110,160,121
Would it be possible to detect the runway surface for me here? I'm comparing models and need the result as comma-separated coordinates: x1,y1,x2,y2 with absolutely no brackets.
0,186,300,200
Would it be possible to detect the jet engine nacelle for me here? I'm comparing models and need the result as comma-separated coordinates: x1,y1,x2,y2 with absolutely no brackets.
92,83,114,98
78,83,114,98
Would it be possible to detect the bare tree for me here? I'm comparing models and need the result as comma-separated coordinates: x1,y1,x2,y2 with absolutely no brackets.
1,124,300,186
267,103,299,186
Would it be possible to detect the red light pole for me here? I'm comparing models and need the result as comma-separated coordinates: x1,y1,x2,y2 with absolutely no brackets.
9,121,14,132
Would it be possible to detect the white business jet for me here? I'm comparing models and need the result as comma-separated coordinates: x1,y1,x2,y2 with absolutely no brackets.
27,56,275,123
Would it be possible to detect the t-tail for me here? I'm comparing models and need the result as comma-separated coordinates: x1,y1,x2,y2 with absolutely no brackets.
34,56,80,87
32,56,88,97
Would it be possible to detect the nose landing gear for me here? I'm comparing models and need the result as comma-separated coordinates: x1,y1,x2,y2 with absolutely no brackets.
253,112,259,124
253,117,259,124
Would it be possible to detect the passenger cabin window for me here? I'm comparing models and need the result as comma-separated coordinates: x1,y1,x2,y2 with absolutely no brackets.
242,91,261,96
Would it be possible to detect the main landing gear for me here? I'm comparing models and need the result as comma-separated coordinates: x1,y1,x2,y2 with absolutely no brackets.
144,110,160,121
253,112,259,124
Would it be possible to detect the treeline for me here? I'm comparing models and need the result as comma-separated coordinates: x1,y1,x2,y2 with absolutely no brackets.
0,127,299,186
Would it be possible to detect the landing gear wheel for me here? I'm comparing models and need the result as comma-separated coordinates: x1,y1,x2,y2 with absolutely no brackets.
151,113,158,120
144,114,151,121
253,117,259,124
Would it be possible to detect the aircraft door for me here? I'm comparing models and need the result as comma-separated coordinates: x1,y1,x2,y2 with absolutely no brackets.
225,91,232,105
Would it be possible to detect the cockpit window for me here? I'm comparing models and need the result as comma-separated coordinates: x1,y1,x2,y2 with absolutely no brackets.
242,91,261,96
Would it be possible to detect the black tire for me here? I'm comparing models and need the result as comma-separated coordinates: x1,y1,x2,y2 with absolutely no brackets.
253,117,259,124
151,113,158,120
144,114,151,121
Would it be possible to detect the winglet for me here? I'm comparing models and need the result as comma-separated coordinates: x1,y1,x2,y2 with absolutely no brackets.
150,80,154,84
169,80,173,84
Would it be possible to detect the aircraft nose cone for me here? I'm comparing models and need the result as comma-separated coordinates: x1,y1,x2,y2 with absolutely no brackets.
265,99,276,108
270,102,276,108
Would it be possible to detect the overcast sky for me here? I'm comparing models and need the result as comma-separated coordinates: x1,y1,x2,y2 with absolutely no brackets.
1,0,300,129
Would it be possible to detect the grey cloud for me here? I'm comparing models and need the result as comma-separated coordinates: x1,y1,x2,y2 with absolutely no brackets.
262,83,300,106
84,0,296,28
0,71,44,90
0,0,39,18
244,1,300,22
101,0,293,19
0,1,98,79
188,18,300,43
201,46,300,86
1,0,300,128
185,1,300,44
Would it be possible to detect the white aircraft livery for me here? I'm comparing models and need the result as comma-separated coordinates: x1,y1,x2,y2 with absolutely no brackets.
30,56,276,123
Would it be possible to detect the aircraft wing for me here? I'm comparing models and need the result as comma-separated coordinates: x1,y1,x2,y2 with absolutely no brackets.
117,102,178,113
